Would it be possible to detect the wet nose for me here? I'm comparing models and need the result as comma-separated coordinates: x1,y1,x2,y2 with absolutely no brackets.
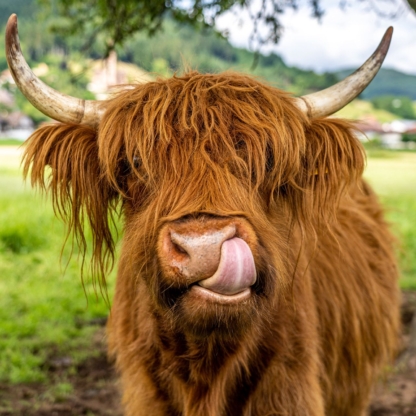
161,224,236,281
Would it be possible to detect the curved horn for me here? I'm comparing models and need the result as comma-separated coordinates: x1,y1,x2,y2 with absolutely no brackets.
5,14,104,127
294,27,393,119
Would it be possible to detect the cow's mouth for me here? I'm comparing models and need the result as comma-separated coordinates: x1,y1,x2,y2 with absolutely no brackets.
158,234,261,335
157,220,260,309
190,285,252,304
190,237,257,303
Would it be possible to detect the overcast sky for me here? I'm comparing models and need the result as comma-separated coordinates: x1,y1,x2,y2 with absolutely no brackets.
216,0,416,75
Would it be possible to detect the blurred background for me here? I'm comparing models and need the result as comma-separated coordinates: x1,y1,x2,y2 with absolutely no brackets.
0,0,415,414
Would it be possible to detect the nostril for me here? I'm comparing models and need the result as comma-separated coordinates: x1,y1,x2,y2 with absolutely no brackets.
172,241,189,257
163,225,238,281
170,231,191,259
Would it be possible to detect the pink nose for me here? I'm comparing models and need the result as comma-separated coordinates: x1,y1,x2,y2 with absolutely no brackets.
162,225,236,281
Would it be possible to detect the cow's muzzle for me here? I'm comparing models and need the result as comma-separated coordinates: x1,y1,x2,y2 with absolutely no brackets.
158,217,257,302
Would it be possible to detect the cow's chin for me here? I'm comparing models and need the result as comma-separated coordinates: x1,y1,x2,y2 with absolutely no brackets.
162,284,261,339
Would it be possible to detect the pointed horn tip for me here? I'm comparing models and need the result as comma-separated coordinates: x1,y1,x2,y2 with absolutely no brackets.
7,14,17,28
384,26,394,46
374,27,393,63
6,14,20,59
381,26,394,46
384,26,393,42
6,14,18,40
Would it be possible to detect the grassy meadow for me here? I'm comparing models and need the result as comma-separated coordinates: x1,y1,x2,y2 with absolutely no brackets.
364,150,416,288
0,141,415,387
0,143,117,385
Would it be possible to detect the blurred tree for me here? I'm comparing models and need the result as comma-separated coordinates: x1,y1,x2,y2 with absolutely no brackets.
113,17,336,92
402,133,416,142
36,0,414,57
37,0,324,56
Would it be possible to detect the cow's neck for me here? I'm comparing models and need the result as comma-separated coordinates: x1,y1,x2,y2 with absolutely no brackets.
157,325,241,381
150,310,272,415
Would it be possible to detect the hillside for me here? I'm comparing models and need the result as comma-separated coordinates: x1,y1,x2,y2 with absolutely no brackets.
336,68,416,100
0,0,35,24
0,0,415,126
0,0,339,96
1,0,416,100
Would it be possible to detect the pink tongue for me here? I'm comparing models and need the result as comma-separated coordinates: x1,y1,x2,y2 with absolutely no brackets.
198,238,256,296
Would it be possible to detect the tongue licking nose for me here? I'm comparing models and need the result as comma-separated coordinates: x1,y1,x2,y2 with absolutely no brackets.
198,237,256,295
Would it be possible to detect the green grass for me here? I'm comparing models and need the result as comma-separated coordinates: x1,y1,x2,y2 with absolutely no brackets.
0,147,116,384
0,139,26,146
0,146,415,385
0,193,117,383
334,99,398,123
364,152,416,289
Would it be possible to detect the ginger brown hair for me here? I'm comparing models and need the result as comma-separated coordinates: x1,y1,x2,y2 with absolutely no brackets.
23,71,399,415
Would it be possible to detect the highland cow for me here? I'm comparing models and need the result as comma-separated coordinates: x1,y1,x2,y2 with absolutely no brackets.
6,14,400,416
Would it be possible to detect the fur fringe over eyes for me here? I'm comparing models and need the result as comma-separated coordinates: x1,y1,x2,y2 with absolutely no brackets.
23,123,119,288
22,71,365,285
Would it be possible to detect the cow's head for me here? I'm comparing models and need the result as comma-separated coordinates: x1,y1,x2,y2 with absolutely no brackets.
6,14,392,337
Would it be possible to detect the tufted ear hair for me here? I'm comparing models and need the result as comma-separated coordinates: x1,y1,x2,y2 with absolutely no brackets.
23,123,119,287
288,118,366,226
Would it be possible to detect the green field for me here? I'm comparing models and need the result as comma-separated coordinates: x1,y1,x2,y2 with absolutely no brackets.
364,152,416,288
0,145,415,385
0,145,116,384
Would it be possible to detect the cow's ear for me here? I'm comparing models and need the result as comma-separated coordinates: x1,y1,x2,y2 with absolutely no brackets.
23,123,119,286
301,118,366,222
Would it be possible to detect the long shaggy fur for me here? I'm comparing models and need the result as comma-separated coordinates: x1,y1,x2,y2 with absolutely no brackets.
23,71,400,415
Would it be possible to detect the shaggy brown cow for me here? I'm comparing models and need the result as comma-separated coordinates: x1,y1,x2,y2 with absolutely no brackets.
6,14,400,416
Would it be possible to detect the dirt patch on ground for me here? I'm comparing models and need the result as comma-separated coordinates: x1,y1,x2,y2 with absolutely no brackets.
0,354,122,416
369,291,416,416
1,292,416,416
0,332,122,416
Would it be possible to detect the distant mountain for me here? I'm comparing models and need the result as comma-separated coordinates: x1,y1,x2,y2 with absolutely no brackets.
0,0,36,25
2,0,416,103
335,68,416,100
